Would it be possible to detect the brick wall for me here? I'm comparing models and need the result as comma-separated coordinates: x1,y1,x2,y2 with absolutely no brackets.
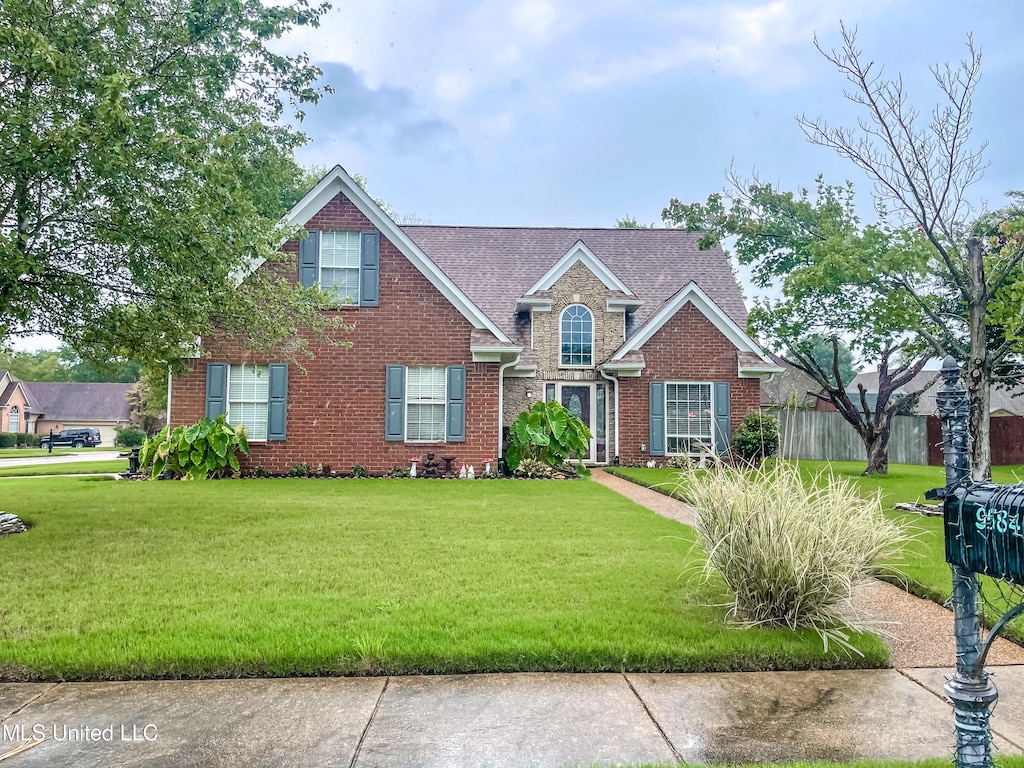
170,193,501,475
617,303,761,463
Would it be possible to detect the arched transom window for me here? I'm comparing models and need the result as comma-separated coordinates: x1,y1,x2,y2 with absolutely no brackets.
8,405,19,434
560,304,593,366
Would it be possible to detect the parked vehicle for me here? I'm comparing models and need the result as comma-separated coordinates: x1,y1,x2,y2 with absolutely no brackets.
40,428,102,449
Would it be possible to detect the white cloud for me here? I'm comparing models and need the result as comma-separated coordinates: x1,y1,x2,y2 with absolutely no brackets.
510,0,558,38
435,71,474,102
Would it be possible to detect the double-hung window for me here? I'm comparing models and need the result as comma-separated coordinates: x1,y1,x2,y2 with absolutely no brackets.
665,382,713,454
228,364,269,441
320,232,362,304
406,366,447,442
8,405,19,434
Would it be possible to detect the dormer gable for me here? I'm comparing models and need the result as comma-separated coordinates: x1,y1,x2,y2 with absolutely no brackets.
523,240,634,297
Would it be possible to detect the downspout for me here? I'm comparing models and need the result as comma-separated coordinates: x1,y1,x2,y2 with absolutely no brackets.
166,367,172,426
497,354,522,460
599,368,619,465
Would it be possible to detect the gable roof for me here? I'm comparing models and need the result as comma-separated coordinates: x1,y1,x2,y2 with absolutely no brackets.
525,240,635,296
267,166,512,344
401,226,748,344
848,368,1024,417
26,382,133,422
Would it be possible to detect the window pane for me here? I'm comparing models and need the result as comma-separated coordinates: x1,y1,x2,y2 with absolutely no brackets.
407,366,446,401
321,232,361,302
665,383,712,454
228,365,269,440
407,403,445,441
560,304,593,366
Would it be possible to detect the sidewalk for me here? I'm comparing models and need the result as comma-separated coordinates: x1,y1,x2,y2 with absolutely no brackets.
1,668,1023,766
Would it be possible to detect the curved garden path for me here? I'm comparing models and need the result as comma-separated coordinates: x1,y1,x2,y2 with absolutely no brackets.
590,468,1024,669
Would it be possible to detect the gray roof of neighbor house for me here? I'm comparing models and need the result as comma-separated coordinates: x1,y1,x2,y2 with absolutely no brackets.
847,369,1024,416
401,226,746,342
760,353,821,408
26,382,133,421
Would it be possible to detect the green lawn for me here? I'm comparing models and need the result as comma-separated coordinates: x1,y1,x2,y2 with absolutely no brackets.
0,477,887,681
0,447,84,458
607,461,1024,644
0,459,128,477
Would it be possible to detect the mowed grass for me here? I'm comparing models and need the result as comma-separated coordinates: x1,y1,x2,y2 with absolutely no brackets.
607,461,1024,644
0,459,128,477
0,448,82,458
0,477,887,681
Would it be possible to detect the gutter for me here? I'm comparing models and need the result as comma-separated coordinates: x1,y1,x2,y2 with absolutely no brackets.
599,368,619,465
497,354,522,460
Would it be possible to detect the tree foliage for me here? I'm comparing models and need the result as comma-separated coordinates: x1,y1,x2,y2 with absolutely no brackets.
0,0,341,370
664,175,935,475
798,25,1024,479
0,345,140,381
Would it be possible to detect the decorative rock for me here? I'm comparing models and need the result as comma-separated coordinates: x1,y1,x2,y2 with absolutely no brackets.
0,513,28,536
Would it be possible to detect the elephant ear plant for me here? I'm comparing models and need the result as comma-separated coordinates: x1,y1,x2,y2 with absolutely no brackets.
138,414,250,479
506,400,592,476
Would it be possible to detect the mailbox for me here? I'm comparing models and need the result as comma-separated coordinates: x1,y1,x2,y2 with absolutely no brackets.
943,482,1024,586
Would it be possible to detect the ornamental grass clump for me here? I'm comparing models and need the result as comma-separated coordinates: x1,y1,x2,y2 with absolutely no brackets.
685,461,910,653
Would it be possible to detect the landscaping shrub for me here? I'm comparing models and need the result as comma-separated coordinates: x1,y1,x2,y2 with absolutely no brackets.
351,464,369,478
506,400,592,476
287,462,313,478
386,465,411,478
513,457,554,478
0,433,15,448
138,415,249,479
684,461,910,653
732,412,780,464
115,425,147,447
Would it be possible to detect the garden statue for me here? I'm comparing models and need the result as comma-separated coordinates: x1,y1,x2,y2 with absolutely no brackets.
423,453,440,479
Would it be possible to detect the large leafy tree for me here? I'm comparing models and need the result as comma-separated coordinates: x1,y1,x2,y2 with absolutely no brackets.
799,26,1024,479
1,0,338,370
664,176,937,475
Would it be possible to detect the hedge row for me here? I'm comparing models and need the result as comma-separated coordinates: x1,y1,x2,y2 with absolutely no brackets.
0,433,43,448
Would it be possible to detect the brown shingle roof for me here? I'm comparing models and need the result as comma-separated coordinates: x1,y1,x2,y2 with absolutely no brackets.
26,382,132,421
401,226,746,340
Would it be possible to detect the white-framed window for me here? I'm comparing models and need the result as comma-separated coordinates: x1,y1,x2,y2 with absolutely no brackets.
8,406,19,433
320,231,361,303
560,304,593,366
228,364,269,441
666,382,713,455
406,366,446,442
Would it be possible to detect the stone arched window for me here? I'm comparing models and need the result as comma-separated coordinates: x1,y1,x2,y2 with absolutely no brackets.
8,405,19,434
560,304,593,366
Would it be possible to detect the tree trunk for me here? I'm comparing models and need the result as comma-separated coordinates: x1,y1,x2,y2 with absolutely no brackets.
965,238,992,481
862,427,889,476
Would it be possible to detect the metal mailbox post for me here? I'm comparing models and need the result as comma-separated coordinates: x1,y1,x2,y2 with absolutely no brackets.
931,356,1024,768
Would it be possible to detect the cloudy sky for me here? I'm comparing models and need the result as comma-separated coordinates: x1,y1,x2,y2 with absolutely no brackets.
278,0,1022,229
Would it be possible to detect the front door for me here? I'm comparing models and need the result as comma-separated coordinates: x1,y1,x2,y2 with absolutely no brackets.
560,385,594,462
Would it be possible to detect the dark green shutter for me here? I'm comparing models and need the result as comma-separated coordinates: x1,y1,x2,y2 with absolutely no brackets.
446,365,466,442
299,230,319,288
385,365,405,441
360,231,380,307
649,381,665,456
206,363,227,419
268,364,288,441
714,382,731,453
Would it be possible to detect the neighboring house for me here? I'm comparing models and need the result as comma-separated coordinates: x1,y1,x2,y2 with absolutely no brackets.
840,368,1024,417
168,165,781,473
0,370,34,435
0,371,132,445
760,353,821,410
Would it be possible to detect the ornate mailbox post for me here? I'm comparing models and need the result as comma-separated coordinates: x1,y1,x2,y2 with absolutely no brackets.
930,356,1024,768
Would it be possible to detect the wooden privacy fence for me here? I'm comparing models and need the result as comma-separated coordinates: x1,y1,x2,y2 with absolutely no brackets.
767,409,1024,466
766,409,930,465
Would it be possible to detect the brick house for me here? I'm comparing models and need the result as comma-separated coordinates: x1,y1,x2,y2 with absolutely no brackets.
169,166,780,474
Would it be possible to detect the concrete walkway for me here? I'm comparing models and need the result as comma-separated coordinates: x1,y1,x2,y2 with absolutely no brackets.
1,668,1023,766
0,450,123,469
